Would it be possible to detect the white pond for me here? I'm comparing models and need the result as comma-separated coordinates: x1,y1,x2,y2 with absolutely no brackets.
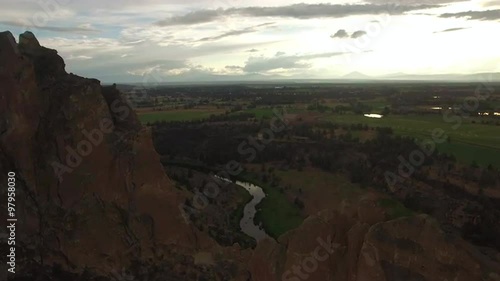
364,114,383,119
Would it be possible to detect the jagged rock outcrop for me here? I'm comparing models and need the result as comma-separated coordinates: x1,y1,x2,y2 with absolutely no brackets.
0,31,249,280
2,30,499,281
357,215,482,281
249,197,500,281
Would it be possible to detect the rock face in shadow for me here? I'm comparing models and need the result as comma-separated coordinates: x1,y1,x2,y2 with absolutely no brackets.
1,30,499,281
249,197,500,281
0,31,250,280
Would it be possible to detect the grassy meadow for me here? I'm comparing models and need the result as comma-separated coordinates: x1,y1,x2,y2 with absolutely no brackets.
137,109,224,123
322,113,500,167
239,173,304,239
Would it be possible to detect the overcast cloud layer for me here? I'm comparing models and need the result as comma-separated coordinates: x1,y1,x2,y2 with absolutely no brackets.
155,3,441,26
0,0,499,82
440,9,500,20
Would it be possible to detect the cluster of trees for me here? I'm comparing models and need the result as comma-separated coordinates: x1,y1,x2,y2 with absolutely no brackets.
307,102,331,113
308,101,374,115
153,113,500,252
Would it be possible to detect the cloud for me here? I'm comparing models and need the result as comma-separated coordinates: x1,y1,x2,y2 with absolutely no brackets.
67,55,93,60
42,32,281,83
364,0,465,4
3,0,493,83
0,0,196,10
440,9,500,21
146,64,249,80
0,20,100,34
155,3,441,26
225,65,243,71
243,52,346,73
156,9,222,26
433,27,469,33
126,60,189,76
331,30,367,39
331,29,349,38
483,0,500,7
197,22,274,42
351,30,367,38
40,37,132,56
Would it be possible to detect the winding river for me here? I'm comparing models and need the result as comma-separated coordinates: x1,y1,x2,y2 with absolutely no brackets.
235,180,271,242
214,176,271,241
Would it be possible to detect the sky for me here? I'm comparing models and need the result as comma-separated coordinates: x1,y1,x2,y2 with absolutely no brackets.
1,0,500,83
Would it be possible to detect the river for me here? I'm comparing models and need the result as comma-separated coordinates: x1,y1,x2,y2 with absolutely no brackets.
235,180,271,242
214,176,271,241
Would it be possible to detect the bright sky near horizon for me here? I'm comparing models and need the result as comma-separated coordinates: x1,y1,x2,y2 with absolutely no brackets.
1,0,499,83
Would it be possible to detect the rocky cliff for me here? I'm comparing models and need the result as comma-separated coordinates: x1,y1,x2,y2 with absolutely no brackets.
248,194,500,281
0,31,250,280
1,31,499,281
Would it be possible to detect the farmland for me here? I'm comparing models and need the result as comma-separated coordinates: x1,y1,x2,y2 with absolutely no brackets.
142,82,500,258
137,109,224,123
322,113,500,167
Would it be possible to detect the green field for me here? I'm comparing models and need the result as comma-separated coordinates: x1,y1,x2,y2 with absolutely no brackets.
434,142,500,168
236,107,308,119
362,97,390,113
138,110,223,123
275,169,414,220
323,113,500,167
378,198,414,219
237,108,276,119
275,169,363,200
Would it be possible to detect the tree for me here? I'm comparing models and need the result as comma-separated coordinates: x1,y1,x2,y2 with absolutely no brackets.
382,106,391,115
294,197,305,209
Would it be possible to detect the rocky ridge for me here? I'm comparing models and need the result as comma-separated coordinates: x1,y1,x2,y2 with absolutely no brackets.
1,31,499,281
0,31,249,280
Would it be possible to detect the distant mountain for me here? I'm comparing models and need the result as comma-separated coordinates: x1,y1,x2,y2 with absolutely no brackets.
334,71,500,82
112,71,500,85
463,72,500,82
342,71,372,80
379,72,500,82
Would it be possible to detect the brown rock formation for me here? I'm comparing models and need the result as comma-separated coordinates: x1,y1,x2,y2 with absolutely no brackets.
357,215,482,281
1,30,499,281
0,31,247,280
249,197,500,281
